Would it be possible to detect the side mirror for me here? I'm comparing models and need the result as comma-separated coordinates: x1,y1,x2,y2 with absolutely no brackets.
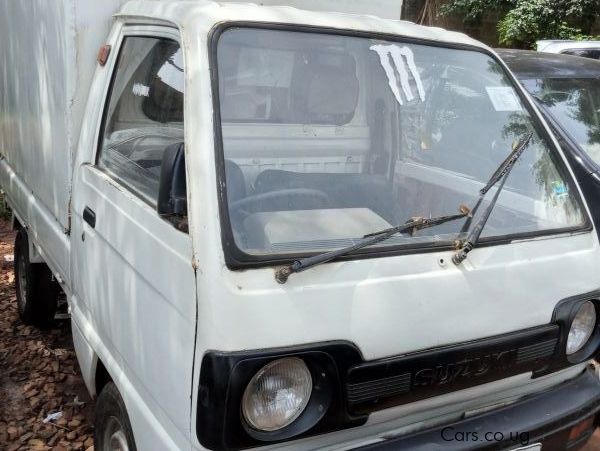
157,142,187,221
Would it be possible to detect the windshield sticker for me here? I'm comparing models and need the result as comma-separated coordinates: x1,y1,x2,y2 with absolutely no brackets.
486,86,522,111
370,44,426,105
132,83,150,97
552,181,569,198
157,48,184,92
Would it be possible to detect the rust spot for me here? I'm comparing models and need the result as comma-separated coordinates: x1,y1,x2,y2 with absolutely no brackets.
459,204,471,216
97,45,111,67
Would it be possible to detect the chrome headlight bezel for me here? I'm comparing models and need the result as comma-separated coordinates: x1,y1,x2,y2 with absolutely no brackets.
566,301,597,356
241,357,313,432
565,299,600,364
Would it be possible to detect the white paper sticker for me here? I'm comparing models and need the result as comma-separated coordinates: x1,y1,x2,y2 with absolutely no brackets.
157,48,184,93
486,86,522,111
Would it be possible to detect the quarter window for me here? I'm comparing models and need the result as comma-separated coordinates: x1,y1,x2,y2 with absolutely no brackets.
98,36,184,204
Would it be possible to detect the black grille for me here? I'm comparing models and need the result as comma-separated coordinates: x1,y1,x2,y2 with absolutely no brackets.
347,373,412,403
345,324,560,415
517,339,557,364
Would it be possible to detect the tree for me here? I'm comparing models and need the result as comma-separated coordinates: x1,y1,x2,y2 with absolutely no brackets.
440,0,599,48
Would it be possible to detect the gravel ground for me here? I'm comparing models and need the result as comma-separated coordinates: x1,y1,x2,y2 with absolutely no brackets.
0,220,95,451
0,215,599,451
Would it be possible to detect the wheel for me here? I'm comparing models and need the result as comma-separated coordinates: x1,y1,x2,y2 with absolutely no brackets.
95,382,137,451
13,228,59,328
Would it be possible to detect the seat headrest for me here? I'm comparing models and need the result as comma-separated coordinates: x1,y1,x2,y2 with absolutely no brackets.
224,160,246,203
307,56,359,125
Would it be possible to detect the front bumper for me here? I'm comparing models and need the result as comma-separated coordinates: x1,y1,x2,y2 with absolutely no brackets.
357,367,600,450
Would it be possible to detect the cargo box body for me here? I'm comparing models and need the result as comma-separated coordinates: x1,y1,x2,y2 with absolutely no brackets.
0,0,126,231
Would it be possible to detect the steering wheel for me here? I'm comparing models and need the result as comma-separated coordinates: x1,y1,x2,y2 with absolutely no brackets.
229,188,331,222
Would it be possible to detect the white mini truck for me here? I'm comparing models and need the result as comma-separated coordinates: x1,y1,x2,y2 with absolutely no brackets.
2,1,600,450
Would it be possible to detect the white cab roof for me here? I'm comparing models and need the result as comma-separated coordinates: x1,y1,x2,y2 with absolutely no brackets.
117,0,486,50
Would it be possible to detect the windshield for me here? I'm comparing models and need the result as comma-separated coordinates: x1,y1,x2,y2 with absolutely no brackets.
522,78,600,164
216,28,585,259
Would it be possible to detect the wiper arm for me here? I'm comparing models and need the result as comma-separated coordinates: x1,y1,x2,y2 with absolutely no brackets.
275,132,533,282
458,132,534,236
452,132,533,265
275,210,468,284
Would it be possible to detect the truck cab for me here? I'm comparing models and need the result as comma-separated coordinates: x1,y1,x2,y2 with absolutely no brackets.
2,1,600,450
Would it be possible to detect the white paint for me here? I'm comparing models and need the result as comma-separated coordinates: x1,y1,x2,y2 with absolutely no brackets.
370,44,426,105
397,45,426,101
370,45,405,104
0,1,598,450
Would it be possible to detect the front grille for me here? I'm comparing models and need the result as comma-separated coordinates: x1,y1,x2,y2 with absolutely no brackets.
347,373,412,404
345,324,560,415
517,339,557,364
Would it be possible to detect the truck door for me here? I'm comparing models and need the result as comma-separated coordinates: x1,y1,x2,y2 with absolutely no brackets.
70,27,196,449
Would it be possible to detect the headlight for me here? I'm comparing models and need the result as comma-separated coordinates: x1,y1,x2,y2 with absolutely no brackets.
566,301,597,355
242,357,312,432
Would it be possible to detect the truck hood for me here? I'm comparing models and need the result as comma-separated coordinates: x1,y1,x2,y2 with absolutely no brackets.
199,231,600,361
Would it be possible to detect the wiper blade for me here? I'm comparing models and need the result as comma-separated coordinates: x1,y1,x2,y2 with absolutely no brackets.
275,210,468,283
452,132,533,265
274,132,533,282
458,132,534,236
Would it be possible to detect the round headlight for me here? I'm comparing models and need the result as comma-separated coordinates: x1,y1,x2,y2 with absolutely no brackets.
566,301,597,355
242,357,313,432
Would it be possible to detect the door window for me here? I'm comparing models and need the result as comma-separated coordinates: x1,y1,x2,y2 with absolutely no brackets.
98,36,184,204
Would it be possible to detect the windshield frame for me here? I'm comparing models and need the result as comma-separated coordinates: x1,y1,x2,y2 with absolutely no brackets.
209,22,592,270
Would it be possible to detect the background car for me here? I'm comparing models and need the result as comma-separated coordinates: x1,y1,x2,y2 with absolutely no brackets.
498,49,600,231
537,40,600,60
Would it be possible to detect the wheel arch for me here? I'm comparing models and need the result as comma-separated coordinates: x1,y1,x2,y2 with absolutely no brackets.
95,356,113,399
11,212,22,231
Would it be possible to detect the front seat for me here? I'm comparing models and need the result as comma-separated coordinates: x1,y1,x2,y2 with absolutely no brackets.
224,160,246,203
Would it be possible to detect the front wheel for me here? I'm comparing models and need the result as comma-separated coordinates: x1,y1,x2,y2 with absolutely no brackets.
14,228,59,328
95,382,137,451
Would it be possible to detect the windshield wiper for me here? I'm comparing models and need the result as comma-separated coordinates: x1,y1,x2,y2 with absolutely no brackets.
452,132,533,265
274,131,533,283
275,211,468,283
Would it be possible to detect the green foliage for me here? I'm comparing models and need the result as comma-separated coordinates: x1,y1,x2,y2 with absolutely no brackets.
498,0,585,46
440,0,515,23
441,0,600,48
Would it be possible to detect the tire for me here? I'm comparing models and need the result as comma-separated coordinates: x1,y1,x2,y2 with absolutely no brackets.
13,228,59,328
95,382,138,451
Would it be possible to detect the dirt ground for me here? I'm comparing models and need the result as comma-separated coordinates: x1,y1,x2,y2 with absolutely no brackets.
0,215,599,451
0,220,95,451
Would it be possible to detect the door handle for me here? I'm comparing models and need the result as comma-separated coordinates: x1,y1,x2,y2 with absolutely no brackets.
83,206,96,228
